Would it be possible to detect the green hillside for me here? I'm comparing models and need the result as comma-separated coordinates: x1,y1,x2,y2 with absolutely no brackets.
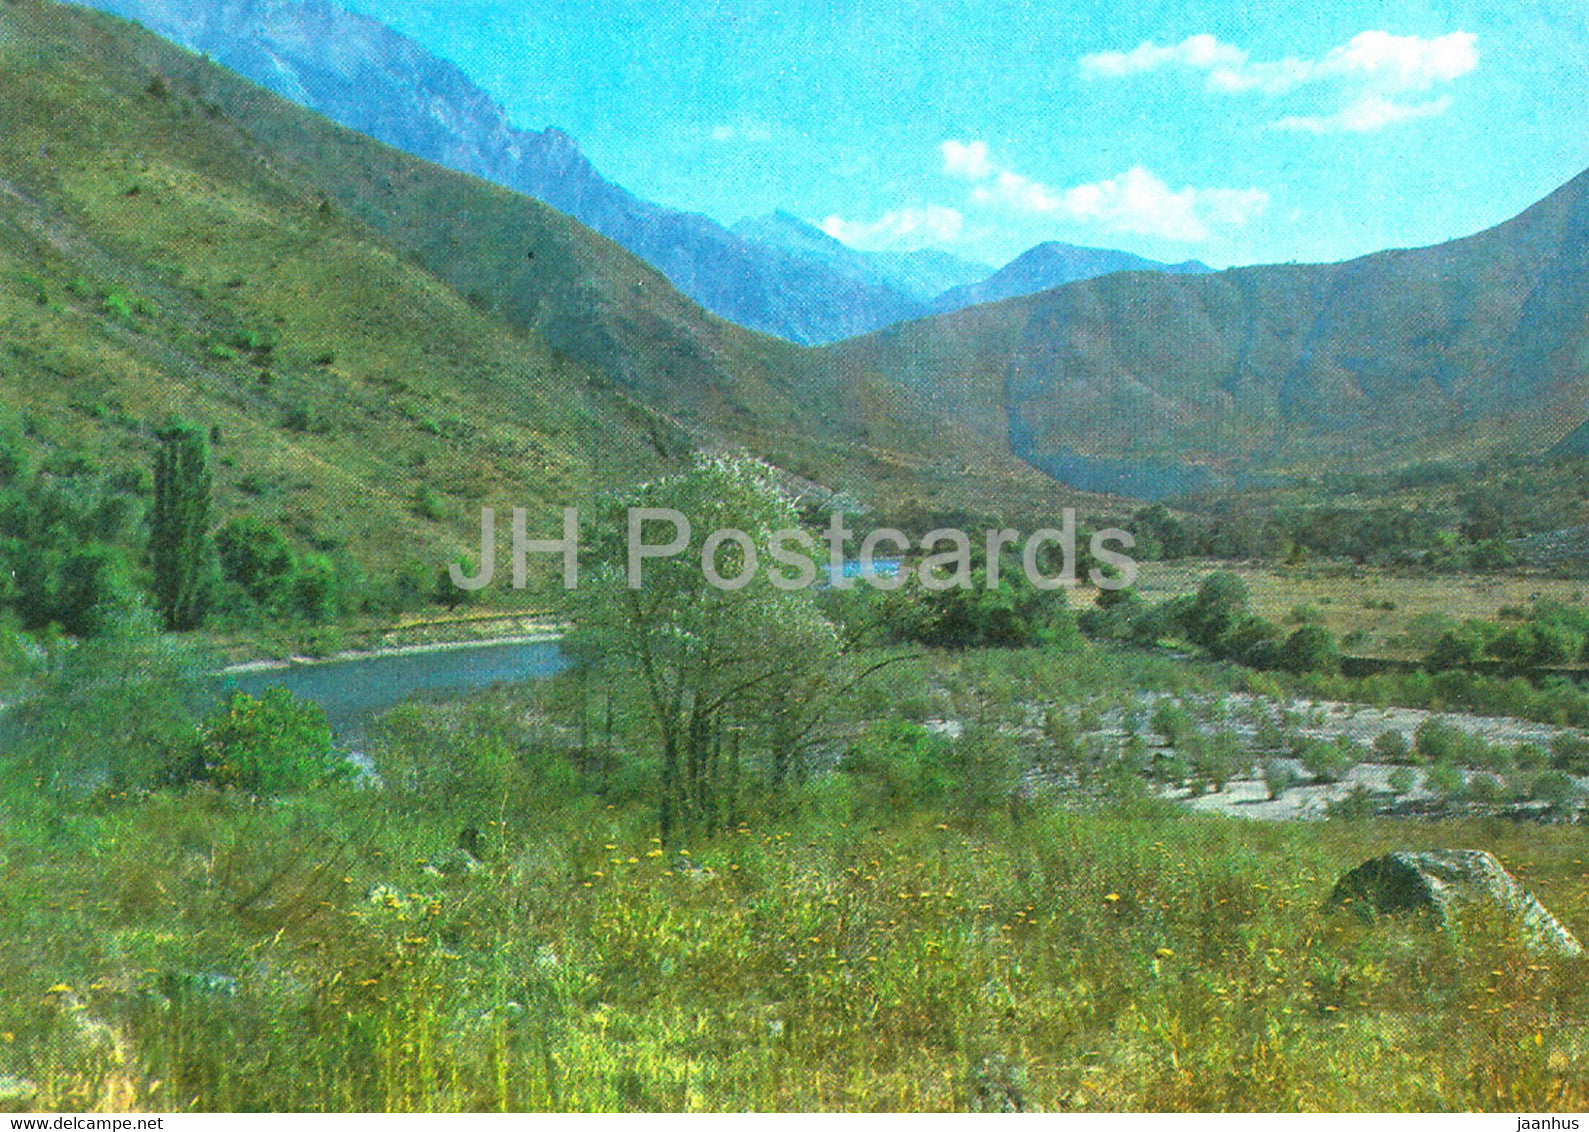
0,0,692,601
0,0,1090,638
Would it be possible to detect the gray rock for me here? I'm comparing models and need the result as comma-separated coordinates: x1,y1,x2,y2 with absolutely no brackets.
0,1075,38,1111
425,847,482,879
1328,849,1584,957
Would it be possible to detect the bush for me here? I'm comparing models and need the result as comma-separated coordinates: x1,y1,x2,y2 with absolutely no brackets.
200,688,343,794
1551,732,1589,775
1192,731,1244,793
1371,729,1412,764
1531,770,1584,816
1424,762,1466,801
1386,766,1415,796
1278,624,1340,674
1414,717,1464,764
9,613,204,796
1298,739,1354,785
1262,758,1299,800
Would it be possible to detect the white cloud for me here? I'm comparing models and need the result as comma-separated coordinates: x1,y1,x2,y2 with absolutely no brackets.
1274,94,1452,134
1080,33,1246,79
707,117,773,144
1081,30,1477,132
941,141,1267,242
941,139,994,180
820,205,966,251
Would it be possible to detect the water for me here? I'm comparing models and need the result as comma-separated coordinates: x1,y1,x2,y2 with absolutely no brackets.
218,638,569,740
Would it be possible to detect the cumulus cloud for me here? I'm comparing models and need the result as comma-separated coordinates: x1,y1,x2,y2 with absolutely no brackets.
1081,30,1477,132
942,141,1267,242
820,205,965,251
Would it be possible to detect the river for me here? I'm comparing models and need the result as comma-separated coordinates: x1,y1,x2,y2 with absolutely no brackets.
220,637,569,740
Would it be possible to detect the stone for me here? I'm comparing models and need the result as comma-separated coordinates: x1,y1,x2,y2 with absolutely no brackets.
425,847,482,879
1328,849,1583,957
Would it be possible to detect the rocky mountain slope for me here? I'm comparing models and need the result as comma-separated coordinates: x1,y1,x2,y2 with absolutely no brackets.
830,169,1589,497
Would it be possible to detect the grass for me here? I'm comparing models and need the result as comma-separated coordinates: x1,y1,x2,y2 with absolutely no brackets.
2,783,1587,1112
1127,561,1589,661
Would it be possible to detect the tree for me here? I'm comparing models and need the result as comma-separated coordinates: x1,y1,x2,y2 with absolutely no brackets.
216,515,296,610
565,457,854,839
151,421,216,631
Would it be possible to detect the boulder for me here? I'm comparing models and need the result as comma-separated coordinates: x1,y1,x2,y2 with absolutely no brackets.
1328,849,1583,957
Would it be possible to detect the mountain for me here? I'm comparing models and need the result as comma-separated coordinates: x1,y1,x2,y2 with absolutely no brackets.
931,242,1212,313
0,0,685,580
830,170,1589,498
2,0,1083,550
67,0,931,345
731,212,991,303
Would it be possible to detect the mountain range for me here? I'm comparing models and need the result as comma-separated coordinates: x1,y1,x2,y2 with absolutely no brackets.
829,167,1589,496
69,0,1220,344
6,0,1587,529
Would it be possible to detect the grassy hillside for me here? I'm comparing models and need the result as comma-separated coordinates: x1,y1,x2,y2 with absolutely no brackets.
831,170,1589,497
0,0,1094,635
0,0,1099,585
0,0,690,604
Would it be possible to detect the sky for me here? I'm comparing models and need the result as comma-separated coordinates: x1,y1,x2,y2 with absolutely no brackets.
339,0,1589,269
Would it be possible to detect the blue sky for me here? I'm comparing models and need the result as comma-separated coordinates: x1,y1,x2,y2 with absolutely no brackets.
341,0,1588,269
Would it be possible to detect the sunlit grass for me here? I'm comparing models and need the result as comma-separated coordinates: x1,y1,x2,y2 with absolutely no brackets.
3,785,1586,1112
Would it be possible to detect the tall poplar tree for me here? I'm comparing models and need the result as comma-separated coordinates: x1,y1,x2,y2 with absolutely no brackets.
151,420,215,631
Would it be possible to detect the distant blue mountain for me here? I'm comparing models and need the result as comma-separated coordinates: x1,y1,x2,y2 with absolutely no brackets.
933,242,1212,312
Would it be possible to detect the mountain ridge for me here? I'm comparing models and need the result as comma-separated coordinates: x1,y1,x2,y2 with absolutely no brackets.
830,167,1589,497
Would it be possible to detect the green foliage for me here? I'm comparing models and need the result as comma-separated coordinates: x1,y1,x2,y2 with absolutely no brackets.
8,610,205,796
151,421,217,631
371,702,577,821
412,485,447,522
199,688,342,794
216,515,296,610
565,457,850,836
1261,758,1298,800
1550,732,1589,775
1277,624,1341,675
1297,738,1355,785
1372,729,1413,764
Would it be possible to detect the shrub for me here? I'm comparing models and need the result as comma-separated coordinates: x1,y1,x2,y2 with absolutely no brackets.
1414,717,1464,764
1424,762,1466,801
1262,758,1298,800
1386,766,1415,796
1299,739,1354,785
1550,732,1589,775
413,485,447,522
1372,729,1412,764
1193,731,1244,793
1150,698,1193,748
292,554,340,623
200,688,343,794
1278,624,1340,674
1531,770,1583,816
